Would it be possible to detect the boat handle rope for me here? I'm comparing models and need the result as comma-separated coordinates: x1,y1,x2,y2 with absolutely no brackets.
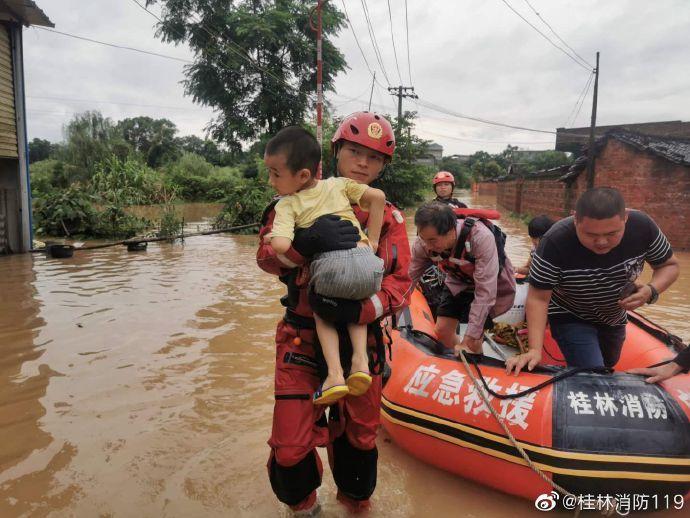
457,350,616,517
466,355,611,400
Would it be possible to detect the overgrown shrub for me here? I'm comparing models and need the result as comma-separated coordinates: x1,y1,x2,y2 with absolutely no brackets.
91,155,163,205
91,204,148,238
214,175,273,233
33,188,97,236
29,159,61,197
157,205,184,239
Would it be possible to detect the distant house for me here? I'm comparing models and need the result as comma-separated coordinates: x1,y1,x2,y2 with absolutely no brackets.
416,142,443,166
512,149,553,162
0,1,53,254
555,120,690,155
446,154,470,164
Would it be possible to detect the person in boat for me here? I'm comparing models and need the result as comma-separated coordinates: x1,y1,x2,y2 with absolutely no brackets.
506,187,680,375
264,126,386,406
515,215,555,276
256,111,412,514
628,348,690,383
432,171,467,208
409,202,516,354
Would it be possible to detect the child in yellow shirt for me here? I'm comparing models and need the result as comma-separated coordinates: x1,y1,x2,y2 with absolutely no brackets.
264,127,385,405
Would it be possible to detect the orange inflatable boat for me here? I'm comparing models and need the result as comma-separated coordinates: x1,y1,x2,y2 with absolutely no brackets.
381,285,690,508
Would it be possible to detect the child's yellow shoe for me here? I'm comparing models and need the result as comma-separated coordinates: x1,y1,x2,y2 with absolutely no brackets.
313,384,349,405
346,371,372,396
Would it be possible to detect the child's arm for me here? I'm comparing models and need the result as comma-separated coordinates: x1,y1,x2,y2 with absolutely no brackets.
269,236,293,255
359,187,386,251
266,199,296,255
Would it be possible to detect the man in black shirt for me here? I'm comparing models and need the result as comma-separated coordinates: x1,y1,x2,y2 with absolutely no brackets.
506,187,680,374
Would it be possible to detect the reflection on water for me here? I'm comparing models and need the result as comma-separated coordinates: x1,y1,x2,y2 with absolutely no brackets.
0,195,686,516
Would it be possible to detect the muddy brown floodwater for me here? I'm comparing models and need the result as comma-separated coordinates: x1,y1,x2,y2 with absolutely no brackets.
1,194,687,517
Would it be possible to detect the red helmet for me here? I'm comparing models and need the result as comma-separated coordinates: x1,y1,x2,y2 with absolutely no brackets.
331,111,395,157
433,171,455,185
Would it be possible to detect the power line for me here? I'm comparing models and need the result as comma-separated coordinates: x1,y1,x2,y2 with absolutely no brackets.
563,72,594,127
522,0,593,68
360,0,392,86
32,27,192,64
386,0,403,84
567,72,595,128
416,125,555,145
27,95,203,112
404,0,413,85
497,0,592,71
417,97,558,135
340,0,384,89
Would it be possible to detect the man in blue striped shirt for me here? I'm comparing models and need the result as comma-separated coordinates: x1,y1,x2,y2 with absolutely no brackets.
506,187,680,374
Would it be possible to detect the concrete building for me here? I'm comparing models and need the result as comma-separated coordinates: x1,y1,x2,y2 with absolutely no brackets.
416,142,443,166
0,1,52,254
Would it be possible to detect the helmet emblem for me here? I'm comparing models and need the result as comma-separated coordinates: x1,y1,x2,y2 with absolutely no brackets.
367,122,383,139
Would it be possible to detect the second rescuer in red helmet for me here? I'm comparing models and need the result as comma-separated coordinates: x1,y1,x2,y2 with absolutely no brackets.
433,171,467,208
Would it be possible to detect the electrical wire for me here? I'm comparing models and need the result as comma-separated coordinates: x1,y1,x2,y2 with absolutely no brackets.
563,72,594,128
27,95,202,112
498,0,592,72
360,0,392,86
404,0,413,85
415,125,555,145
32,26,192,64
340,0,375,78
416,97,558,135
522,0,593,69
386,0,403,84
566,74,594,128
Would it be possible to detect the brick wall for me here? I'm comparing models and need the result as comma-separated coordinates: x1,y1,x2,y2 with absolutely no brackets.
491,139,690,249
474,181,497,195
496,178,523,213
593,140,690,250
521,177,569,220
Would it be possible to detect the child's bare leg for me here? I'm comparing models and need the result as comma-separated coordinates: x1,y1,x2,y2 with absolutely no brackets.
347,323,370,375
314,314,345,390
347,323,372,396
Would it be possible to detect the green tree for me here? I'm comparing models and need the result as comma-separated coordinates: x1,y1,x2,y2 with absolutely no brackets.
63,111,130,182
149,0,347,151
176,135,225,165
117,116,180,168
525,150,572,172
471,159,502,180
28,138,55,163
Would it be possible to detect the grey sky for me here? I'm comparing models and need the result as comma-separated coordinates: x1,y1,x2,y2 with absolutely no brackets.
24,0,690,155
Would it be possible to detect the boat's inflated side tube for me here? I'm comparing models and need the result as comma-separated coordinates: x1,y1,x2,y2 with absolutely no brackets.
552,373,690,498
453,208,501,220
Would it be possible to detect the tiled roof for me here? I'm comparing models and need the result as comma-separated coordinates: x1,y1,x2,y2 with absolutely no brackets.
609,130,690,166
557,130,690,182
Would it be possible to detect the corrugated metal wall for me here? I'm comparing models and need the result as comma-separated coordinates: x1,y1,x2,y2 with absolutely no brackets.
0,24,17,159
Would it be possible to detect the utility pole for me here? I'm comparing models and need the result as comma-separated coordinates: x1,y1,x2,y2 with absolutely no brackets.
586,51,600,188
368,72,376,111
310,0,324,177
388,85,418,129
